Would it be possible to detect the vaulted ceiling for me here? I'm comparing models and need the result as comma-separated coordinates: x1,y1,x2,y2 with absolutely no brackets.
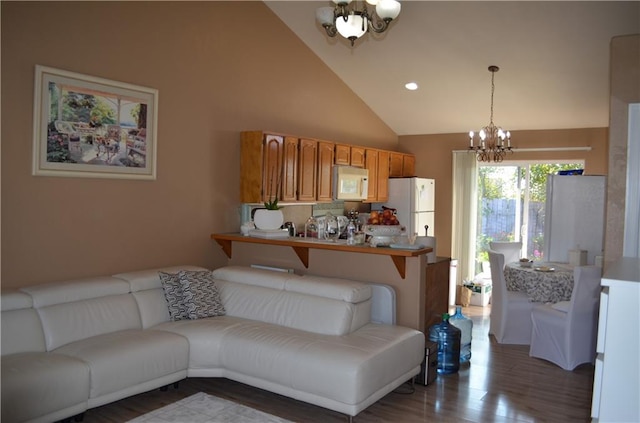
266,1,640,136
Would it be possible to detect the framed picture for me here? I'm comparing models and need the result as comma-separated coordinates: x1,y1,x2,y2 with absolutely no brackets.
32,65,158,180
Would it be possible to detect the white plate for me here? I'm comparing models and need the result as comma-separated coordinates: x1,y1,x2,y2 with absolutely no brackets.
534,266,555,272
389,244,426,250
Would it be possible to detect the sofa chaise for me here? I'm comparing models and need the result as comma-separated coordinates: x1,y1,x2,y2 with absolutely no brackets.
1,265,425,423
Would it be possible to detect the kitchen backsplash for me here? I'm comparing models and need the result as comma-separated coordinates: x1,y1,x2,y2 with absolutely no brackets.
312,201,346,217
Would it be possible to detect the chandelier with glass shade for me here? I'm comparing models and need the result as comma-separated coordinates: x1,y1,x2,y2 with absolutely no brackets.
316,0,402,46
469,65,513,163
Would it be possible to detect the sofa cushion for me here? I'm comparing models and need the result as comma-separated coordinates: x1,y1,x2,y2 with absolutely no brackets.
113,265,208,329
54,329,189,406
113,265,209,292
211,266,296,290
216,279,366,336
1,289,33,311
179,270,225,319
1,352,90,423
298,275,372,303
1,291,46,356
37,294,142,351
153,315,247,373
159,272,189,321
218,321,425,406
21,276,129,308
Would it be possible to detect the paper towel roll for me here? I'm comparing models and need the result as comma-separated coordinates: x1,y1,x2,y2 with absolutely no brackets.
595,255,604,268
569,249,587,266
417,236,436,263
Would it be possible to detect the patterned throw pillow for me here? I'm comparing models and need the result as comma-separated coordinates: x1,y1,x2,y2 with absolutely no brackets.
159,272,189,321
178,270,226,319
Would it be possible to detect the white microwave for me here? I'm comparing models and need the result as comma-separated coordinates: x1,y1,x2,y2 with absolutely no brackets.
333,166,369,201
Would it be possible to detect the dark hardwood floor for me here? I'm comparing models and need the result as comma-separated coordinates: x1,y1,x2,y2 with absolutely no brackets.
84,305,595,422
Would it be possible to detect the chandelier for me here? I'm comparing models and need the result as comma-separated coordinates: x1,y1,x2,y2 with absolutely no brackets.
316,0,402,47
469,65,513,163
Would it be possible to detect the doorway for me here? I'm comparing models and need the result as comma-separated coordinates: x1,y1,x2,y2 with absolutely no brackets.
474,161,583,277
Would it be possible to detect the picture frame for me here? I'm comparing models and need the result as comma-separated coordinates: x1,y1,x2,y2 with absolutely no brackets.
32,65,158,180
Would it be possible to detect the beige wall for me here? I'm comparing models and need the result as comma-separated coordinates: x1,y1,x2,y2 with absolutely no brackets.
605,34,640,265
398,128,609,258
0,2,398,288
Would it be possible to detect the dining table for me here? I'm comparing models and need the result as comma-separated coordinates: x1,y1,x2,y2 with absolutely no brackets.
504,261,575,303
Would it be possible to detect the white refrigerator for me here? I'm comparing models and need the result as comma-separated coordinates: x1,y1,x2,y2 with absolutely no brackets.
375,178,435,236
543,175,606,265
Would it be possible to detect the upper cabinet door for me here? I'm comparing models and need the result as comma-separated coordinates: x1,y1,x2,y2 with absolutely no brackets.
281,136,298,202
262,135,284,203
365,149,379,202
298,138,318,202
402,154,416,177
334,144,350,166
350,146,365,168
389,152,403,177
377,150,390,202
317,141,334,202
390,152,416,177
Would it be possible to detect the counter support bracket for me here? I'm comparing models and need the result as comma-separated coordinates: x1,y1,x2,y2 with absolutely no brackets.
214,239,233,258
390,256,406,279
292,247,310,268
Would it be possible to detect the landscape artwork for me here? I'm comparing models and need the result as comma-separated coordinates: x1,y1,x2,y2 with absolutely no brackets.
32,66,158,179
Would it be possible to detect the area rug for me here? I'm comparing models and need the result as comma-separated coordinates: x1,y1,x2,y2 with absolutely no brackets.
127,392,294,423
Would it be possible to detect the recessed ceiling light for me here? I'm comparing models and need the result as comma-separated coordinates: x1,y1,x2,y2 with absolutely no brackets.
405,82,418,91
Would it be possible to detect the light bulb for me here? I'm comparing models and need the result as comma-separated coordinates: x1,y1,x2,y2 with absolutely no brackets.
376,0,401,20
336,13,367,39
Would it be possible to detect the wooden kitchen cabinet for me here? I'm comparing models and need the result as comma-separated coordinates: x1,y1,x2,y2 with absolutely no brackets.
365,149,379,202
240,131,283,203
424,257,451,330
390,152,416,177
242,131,406,204
317,141,334,202
334,144,350,166
364,149,390,202
298,138,317,201
281,136,299,202
335,144,365,168
377,150,390,201
402,154,416,176
350,146,365,168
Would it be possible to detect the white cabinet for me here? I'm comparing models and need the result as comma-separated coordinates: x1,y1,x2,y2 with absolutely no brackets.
591,257,640,422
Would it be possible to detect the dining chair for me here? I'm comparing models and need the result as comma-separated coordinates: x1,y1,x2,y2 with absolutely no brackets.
488,250,534,344
489,241,523,268
529,265,602,370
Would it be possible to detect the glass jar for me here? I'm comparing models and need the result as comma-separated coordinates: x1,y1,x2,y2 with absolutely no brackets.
304,216,318,239
323,212,341,242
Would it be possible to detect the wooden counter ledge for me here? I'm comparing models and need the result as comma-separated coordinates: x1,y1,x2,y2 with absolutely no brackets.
211,233,433,279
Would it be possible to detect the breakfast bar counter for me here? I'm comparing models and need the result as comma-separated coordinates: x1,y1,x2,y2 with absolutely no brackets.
211,233,432,279
211,233,435,332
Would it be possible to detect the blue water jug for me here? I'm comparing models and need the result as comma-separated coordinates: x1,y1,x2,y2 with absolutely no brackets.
449,306,473,363
428,313,461,374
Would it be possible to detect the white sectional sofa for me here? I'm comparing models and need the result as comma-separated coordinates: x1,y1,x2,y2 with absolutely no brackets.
1,265,425,423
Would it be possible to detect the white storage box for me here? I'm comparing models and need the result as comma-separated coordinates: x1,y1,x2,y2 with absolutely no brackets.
467,284,492,307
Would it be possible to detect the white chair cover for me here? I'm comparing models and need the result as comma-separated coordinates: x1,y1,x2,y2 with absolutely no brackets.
488,250,534,344
489,241,523,268
529,265,602,370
